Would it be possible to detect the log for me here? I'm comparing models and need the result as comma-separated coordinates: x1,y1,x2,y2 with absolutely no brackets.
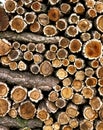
0,116,42,128
0,31,60,43
0,67,59,91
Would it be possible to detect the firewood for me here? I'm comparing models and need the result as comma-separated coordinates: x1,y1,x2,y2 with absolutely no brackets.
0,82,9,98
37,108,49,121
74,3,85,14
89,96,102,110
98,86,103,96
52,59,62,68
69,39,82,53
20,44,27,52
95,1,103,13
57,112,69,125
0,31,60,43
40,60,53,76
85,67,94,77
69,118,79,129
8,49,23,61
45,50,56,61
44,117,53,126
30,21,41,33
72,79,83,92
0,39,11,56
0,116,42,128
43,25,57,37
28,88,43,103
60,3,71,14
18,101,36,120
66,25,78,37
56,48,68,59
0,56,11,66
66,104,79,118
85,77,97,88
24,12,36,25
55,98,66,109
0,67,59,91
48,7,60,22
1,0,103,129
81,86,95,99
52,122,60,130
62,77,72,87
56,18,67,31
33,54,43,64
48,91,59,102
9,15,27,33
83,39,102,59
11,86,27,103
18,61,27,71
38,13,49,26
46,100,58,113
59,37,70,48
80,33,91,42
72,93,84,105
96,66,103,78
8,107,17,118
12,41,20,50
87,8,97,18
96,121,103,130
80,119,93,130
24,51,33,61
30,64,40,74
0,6,9,31
36,43,45,53
43,125,53,130
4,0,17,13
62,125,72,130
27,42,35,52
85,0,95,8
0,98,11,117
50,44,58,52
16,6,25,15
31,1,46,12
61,87,73,100
68,13,79,24
83,106,98,121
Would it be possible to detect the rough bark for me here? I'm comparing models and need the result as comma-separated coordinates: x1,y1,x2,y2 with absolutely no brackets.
0,31,60,43
0,67,59,91
0,116,42,128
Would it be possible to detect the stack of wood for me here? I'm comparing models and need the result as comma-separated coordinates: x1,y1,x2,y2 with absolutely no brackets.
0,0,103,130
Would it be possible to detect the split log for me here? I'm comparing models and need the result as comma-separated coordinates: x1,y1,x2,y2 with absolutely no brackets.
0,67,59,91
0,31,60,44
0,116,42,128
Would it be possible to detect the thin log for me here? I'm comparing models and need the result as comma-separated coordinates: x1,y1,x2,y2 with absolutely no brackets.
0,31,60,43
0,116,42,128
0,67,59,91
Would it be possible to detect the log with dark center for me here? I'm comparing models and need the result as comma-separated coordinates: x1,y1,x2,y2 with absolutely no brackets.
0,31,60,43
0,68,59,91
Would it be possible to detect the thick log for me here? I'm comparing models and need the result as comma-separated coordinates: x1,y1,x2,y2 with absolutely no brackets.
0,68,59,91
0,31,60,43
0,116,42,128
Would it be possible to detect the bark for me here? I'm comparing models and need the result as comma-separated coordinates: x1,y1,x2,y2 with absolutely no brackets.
0,116,42,128
0,125,9,130
0,67,59,91
0,31,60,43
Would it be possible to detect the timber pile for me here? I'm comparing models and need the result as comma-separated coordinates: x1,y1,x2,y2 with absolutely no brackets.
0,0,103,130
